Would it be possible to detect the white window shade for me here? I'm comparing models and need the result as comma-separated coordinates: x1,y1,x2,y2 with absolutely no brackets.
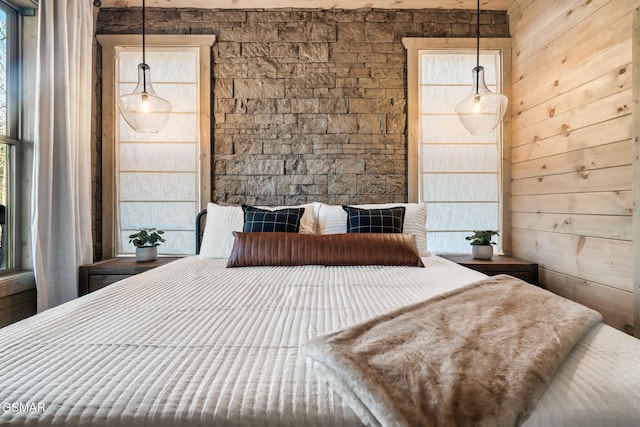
115,47,200,255
418,51,503,254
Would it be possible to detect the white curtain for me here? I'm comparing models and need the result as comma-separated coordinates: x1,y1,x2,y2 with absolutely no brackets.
32,0,94,311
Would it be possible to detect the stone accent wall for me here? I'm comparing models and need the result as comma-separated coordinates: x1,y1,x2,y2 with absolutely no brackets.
94,7,509,255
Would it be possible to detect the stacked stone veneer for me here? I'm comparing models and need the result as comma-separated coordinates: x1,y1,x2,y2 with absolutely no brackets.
94,8,509,251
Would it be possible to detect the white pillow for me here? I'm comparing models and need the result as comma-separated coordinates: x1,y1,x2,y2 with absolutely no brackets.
317,203,430,257
198,202,320,258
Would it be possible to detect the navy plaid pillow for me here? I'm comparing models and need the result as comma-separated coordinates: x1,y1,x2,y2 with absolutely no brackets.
342,206,406,233
242,205,305,232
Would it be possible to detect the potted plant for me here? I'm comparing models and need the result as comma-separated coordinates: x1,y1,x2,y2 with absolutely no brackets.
128,228,166,262
465,230,499,260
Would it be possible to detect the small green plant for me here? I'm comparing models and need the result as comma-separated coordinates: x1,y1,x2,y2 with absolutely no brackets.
465,230,499,246
128,228,166,248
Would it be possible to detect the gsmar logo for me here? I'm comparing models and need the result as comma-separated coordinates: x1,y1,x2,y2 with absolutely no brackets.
1,402,46,413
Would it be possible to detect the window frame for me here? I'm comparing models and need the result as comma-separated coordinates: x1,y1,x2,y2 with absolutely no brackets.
97,34,216,258
403,37,512,255
0,1,18,140
0,2,20,273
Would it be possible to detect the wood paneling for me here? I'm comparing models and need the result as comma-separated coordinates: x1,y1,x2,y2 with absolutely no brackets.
512,212,633,241
512,0,624,70
512,165,632,196
513,90,632,147
512,14,631,105
509,0,635,334
542,269,634,334
512,191,633,216
511,140,632,180
512,229,632,293
0,289,36,328
0,273,36,328
513,55,632,132
513,42,631,127
512,115,632,163
632,6,640,338
508,0,560,42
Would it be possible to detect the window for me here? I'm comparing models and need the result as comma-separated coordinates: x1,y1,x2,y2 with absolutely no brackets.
419,50,502,253
0,2,19,271
97,35,216,257
116,47,201,255
404,38,511,254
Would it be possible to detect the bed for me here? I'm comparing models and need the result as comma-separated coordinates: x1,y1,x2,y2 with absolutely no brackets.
0,202,639,426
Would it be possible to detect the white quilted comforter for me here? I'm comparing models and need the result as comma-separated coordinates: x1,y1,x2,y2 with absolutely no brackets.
0,256,639,426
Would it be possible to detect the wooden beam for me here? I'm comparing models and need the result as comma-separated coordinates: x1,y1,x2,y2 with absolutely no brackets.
99,0,514,10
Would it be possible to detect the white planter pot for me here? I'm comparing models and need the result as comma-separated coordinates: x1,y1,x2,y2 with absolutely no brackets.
472,245,493,260
135,246,157,262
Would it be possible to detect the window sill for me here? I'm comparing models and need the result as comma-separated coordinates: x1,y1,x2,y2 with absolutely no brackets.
0,271,36,298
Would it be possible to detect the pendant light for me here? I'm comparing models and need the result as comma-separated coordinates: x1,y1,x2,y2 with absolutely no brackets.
455,0,507,135
117,0,171,133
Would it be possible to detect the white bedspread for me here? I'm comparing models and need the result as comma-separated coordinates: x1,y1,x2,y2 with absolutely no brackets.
0,256,639,426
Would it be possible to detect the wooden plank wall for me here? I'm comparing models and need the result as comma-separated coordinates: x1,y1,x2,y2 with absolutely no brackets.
0,274,36,328
508,0,635,334
0,290,36,328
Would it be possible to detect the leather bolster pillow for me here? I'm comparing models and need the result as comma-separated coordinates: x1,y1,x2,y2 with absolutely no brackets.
226,232,425,268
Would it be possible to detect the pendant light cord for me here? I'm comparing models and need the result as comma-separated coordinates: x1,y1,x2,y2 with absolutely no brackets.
475,0,480,95
142,0,147,92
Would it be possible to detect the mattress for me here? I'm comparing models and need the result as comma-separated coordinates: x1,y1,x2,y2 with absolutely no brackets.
0,256,639,426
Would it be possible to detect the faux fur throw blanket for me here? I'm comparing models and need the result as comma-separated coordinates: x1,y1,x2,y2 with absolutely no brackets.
305,274,602,427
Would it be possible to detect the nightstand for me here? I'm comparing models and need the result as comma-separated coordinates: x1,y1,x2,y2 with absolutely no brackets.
440,254,539,286
79,257,181,296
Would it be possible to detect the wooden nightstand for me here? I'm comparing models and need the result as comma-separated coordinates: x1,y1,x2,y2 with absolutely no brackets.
79,257,181,296
440,254,539,286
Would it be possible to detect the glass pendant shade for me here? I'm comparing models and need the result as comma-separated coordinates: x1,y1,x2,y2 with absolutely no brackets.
118,63,171,133
455,65,508,135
